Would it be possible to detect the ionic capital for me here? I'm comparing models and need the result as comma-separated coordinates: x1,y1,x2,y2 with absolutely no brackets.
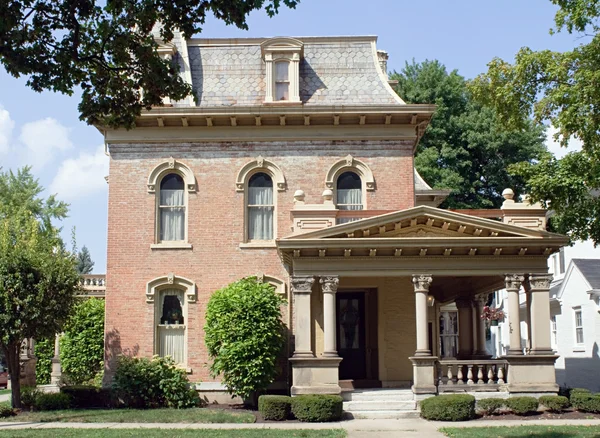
527,273,553,291
319,276,339,294
412,274,433,293
291,276,315,294
504,274,525,292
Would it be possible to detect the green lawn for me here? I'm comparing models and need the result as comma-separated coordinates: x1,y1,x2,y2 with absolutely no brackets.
0,430,345,438
441,425,600,437
0,389,10,395
1,408,255,423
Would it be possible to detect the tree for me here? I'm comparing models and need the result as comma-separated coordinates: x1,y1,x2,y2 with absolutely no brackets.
391,60,547,209
469,0,600,244
0,0,298,129
0,168,80,408
76,246,94,275
204,277,286,403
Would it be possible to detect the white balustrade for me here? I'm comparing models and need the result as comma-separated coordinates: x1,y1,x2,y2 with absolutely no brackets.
437,359,508,391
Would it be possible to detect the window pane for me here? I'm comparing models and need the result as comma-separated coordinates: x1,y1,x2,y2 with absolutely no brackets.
160,207,184,241
160,189,184,206
576,328,584,344
158,326,185,364
275,83,289,101
161,294,184,324
275,62,289,81
160,173,184,191
249,172,273,188
248,206,274,240
337,171,361,190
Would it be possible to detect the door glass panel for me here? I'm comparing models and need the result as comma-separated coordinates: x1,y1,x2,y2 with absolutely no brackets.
340,298,360,349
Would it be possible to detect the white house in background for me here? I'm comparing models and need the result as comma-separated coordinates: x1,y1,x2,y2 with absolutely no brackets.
490,241,600,392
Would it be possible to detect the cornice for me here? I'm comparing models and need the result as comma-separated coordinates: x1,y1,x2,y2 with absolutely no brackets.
187,35,378,47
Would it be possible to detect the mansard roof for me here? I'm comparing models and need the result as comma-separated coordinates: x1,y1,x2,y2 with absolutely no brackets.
183,36,403,108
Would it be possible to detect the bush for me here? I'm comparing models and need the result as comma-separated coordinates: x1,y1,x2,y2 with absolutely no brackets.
0,405,15,418
506,396,539,415
571,392,600,413
420,394,476,421
113,356,199,409
539,395,570,413
204,277,286,400
291,395,343,422
34,337,54,385
20,386,42,409
258,395,292,421
477,398,505,415
60,385,113,408
35,392,72,411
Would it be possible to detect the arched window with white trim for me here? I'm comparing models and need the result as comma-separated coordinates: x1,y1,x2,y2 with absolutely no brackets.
336,171,363,224
248,172,274,241
157,288,186,365
159,174,185,242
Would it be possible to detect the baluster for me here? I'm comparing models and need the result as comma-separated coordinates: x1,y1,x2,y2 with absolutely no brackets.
457,365,464,384
467,365,474,385
477,365,484,385
498,365,505,384
487,366,495,384
447,364,454,385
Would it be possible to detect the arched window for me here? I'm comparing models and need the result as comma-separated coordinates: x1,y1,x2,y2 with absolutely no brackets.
159,174,185,242
275,61,290,101
248,172,274,240
337,171,363,211
157,288,186,365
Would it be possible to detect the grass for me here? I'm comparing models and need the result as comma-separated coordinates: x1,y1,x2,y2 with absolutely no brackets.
0,389,10,395
441,425,600,437
0,431,345,438
1,408,255,424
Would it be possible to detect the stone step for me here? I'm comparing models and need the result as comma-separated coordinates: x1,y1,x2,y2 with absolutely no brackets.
343,400,417,411
343,410,421,420
342,389,414,402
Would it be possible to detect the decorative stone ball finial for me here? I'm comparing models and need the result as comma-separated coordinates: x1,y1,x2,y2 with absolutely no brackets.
293,190,305,203
322,189,334,203
502,188,515,201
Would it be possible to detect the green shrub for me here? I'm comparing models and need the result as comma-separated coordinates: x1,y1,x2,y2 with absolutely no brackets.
204,277,286,400
571,393,600,413
0,405,15,418
20,386,42,409
291,395,343,422
506,396,539,415
35,392,72,411
258,395,292,421
113,356,199,409
539,395,570,413
60,385,113,408
477,398,504,415
420,394,476,421
34,337,54,385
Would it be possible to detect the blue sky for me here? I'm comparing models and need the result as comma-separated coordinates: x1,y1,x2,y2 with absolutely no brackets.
0,0,594,272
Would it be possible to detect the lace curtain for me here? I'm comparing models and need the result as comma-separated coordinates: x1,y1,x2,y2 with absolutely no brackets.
248,186,273,240
158,289,185,365
160,189,184,241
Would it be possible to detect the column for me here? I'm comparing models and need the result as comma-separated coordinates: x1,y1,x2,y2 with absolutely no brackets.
455,297,474,359
524,281,532,352
50,333,62,385
320,276,339,357
474,294,489,357
505,274,525,355
412,274,433,356
527,273,554,355
291,276,315,358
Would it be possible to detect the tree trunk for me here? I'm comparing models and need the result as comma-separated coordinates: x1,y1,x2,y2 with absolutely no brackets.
5,342,22,409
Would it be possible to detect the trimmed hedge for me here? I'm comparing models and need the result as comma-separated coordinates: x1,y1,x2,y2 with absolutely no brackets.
477,398,504,415
539,395,569,413
35,392,72,411
420,394,476,421
258,395,291,421
571,392,600,413
506,396,539,415
291,395,343,422
60,385,113,408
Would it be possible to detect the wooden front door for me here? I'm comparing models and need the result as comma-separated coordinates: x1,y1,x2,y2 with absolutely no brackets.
337,292,367,380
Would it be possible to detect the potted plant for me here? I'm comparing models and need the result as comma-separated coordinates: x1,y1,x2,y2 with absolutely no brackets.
481,306,505,326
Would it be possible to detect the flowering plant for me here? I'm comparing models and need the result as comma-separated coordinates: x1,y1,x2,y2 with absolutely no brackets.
480,306,505,322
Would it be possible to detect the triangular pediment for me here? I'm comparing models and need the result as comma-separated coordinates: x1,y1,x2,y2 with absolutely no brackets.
283,205,562,241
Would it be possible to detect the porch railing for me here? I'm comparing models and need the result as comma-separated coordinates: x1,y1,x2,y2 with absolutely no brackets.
437,359,508,392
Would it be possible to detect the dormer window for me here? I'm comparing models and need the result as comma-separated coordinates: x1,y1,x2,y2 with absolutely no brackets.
261,37,303,104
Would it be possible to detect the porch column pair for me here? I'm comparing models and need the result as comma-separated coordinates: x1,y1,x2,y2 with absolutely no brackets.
410,274,437,396
291,275,339,358
504,273,553,355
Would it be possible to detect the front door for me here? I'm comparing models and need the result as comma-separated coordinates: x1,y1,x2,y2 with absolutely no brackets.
336,292,367,380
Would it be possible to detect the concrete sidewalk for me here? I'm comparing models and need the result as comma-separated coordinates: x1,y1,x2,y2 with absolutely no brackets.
0,419,600,437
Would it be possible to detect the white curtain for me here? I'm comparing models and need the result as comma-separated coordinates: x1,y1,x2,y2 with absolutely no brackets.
158,326,185,364
248,186,273,240
337,188,362,210
160,189,184,241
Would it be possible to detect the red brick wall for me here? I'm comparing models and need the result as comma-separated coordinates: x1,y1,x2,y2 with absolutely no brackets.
105,140,415,381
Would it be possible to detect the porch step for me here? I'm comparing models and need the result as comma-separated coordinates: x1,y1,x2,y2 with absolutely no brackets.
343,410,420,419
343,400,416,411
342,389,414,402
341,389,419,419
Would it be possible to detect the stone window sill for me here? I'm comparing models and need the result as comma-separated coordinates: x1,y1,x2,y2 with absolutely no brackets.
573,346,586,353
239,241,277,249
151,242,193,250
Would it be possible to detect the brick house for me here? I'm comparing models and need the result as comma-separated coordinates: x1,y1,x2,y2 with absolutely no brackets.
101,34,569,413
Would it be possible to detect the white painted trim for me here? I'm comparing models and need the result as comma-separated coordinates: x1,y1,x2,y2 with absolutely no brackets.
150,243,193,250
325,155,375,192
147,157,196,193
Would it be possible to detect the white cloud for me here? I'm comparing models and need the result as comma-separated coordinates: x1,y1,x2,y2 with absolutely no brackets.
49,145,108,201
0,104,15,156
19,117,73,169
545,125,583,159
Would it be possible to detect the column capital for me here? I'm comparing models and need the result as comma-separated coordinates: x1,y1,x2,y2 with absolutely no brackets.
455,296,473,309
319,276,339,294
412,274,433,293
475,293,489,307
504,274,525,291
291,276,315,294
527,273,553,291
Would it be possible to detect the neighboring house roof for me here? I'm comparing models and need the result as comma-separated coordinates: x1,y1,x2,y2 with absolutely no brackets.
571,259,600,290
414,169,450,207
185,36,403,107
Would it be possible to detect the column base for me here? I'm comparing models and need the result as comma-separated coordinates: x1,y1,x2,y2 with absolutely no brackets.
529,349,555,356
292,351,316,358
322,351,340,358
413,349,432,357
409,356,438,396
290,357,342,396
505,354,559,395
